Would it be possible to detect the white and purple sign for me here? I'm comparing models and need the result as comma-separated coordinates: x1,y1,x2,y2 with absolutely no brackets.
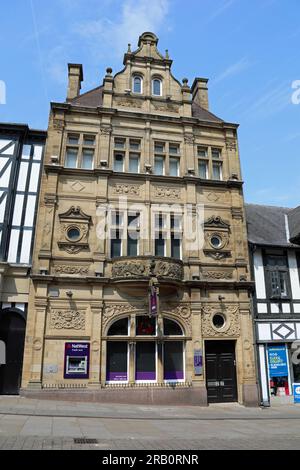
64,342,90,379
194,349,203,376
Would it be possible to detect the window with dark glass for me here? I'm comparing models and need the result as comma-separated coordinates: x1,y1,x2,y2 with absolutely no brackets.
265,253,290,299
136,316,156,336
135,342,156,381
133,75,142,94
164,318,183,336
107,317,129,336
152,78,162,96
163,342,184,380
106,342,128,382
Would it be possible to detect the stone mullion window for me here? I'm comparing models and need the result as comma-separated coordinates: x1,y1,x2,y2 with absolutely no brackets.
113,137,141,173
65,132,95,169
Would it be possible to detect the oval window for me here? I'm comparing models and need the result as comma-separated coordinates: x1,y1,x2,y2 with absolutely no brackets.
67,227,81,241
212,314,225,329
211,235,222,248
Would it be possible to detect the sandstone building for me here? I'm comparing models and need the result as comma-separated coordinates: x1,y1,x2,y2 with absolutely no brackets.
21,32,258,405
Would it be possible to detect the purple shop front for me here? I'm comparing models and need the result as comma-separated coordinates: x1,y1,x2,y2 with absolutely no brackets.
64,342,90,379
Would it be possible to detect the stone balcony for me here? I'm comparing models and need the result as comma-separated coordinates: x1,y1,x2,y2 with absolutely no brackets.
111,256,184,284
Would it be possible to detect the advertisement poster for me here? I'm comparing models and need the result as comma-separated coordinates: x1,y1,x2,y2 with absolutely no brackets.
268,345,288,378
194,349,203,376
64,342,90,379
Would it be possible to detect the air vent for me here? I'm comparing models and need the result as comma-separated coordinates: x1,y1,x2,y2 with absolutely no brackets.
74,438,99,445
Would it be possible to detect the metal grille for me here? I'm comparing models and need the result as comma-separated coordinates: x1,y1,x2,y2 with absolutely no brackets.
74,438,99,445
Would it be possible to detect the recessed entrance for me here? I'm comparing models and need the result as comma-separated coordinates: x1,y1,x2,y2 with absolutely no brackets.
0,309,26,395
205,340,237,403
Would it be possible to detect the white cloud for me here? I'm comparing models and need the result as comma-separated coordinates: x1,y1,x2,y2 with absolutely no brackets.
242,81,291,120
212,57,253,85
74,0,169,58
207,0,235,22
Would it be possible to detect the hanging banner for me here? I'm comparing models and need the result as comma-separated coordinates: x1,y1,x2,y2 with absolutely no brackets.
149,281,158,316
267,345,288,378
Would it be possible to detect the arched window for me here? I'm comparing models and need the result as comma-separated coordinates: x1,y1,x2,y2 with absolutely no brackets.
152,78,162,96
105,315,185,384
132,75,142,94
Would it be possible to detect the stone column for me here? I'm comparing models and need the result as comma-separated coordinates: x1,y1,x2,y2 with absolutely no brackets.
88,301,103,387
26,298,48,389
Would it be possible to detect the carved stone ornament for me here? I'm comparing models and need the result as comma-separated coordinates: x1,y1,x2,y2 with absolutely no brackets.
100,124,113,135
111,257,184,281
103,303,145,332
203,215,231,260
204,250,231,260
115,97,143,109
154,186,181,199
52,119,65,131
112,184,141,196
53,265,89,275
201,270,233,280
201,305,240,338
50,310,85,330
58,206,91,254
225,139,237,151
204,216,230,230
161,302,192,335
152,102,179,113
184,134,194,145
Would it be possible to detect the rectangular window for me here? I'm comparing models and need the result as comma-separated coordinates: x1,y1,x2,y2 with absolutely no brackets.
154,156,165,175
127,213,139,256
155,234,165,256
111,233,122,258
212,148,221,159
269,271,288,298
135,342,156,381
164,342,184,381
169,144,179,154
106,342,128,382
154,142,165,153
114,138,125,149
169,157,179,177
130,139,140,150
65,148,78,168
81,149,94,169
114,153,124,172
212,162,222,180
129,153,140,173
171,234,181,259
197,147,208,158
198,160,208,179
68,134,80,145
83,135,95,146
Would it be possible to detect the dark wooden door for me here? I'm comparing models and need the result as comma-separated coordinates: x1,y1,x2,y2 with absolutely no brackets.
0,312,26,395
205,341,237,403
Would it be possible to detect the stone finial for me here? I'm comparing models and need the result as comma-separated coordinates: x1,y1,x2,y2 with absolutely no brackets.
182,78,189,86
106,67,113,76
127,43,131,53
165,49,169,59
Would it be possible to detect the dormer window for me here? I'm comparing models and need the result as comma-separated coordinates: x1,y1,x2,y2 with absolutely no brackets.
132,75,142,94
152,78,162,96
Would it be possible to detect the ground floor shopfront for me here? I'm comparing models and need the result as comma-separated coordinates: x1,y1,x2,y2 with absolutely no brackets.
256,320,300,405
21,286,259,406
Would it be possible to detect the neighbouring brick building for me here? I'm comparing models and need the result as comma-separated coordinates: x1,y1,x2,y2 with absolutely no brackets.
21,32,259,405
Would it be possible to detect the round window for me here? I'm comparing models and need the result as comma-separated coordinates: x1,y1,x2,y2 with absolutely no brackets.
212,314,225,329
211,235,222,248
67,227,81,241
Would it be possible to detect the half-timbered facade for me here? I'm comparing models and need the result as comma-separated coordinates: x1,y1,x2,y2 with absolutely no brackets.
0,123,46,394
246,203,300,405
21,32,258,405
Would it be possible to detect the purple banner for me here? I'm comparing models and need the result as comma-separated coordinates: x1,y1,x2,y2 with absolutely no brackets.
164,371,184,380
106,372,127,381
149,285,158,316
135,371,156,381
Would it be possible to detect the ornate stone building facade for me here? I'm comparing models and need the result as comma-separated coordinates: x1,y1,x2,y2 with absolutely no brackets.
21,32,258,405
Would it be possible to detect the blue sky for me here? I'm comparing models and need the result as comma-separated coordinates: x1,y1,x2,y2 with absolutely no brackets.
1,0,300,207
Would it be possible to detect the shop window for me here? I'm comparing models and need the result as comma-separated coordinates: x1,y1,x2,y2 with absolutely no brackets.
106,342,128,382
107,317,129,336
135,342,156,381
136,316,156,336
163,318,183,336
163,342,184,381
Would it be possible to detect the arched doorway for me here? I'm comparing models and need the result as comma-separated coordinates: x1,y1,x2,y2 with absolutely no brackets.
0,309,26,395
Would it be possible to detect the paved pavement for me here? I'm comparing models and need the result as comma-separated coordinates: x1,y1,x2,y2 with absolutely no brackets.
0,396,300,449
